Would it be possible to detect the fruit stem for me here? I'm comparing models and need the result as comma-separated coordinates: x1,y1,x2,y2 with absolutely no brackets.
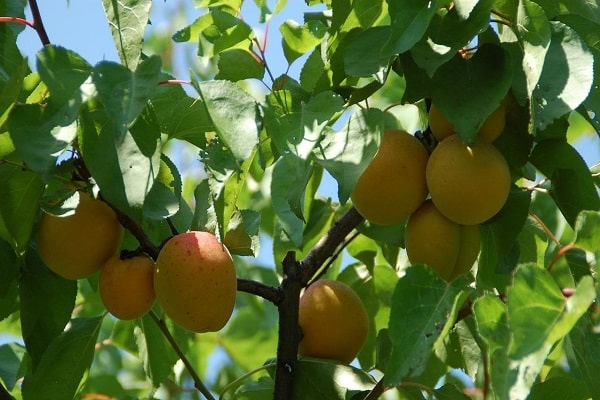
148,311,216,400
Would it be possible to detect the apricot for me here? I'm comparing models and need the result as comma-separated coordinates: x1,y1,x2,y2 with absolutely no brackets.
298,279,369,364
38,192,123,280
154,231,236,333
428,102,505,143
405,200,480,281
99,254,156,320
351,129,428,225
426,134,511,225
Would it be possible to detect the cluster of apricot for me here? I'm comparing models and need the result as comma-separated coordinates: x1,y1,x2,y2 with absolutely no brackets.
351,101,511,281
37,192,237,332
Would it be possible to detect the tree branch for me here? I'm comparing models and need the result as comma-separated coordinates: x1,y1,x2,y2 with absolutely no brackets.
28,0,50,45
237,278,283,304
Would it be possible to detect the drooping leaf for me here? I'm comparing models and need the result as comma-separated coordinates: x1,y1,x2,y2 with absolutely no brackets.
101,0,152,69
530,22,594,133
197,80,260,163
430,44,512,143
385,266,470,385
314,108,385,204
142,154,181,220
21,316,103,400
19,248,77,370
0,156,44,252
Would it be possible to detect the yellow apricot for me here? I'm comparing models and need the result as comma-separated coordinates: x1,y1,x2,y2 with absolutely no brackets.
428,102,505,143
99,254,156,320
426,134,511,225
298,279,369,364
154,231,236,333
405,200,480,281
351,129,428,225
38,192,123,280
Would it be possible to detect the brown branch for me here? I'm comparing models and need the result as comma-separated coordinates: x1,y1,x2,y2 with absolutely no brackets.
28,0,50,45
237,278,283,304
148,311,216,400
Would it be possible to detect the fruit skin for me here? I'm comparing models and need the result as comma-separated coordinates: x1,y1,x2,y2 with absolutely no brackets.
351,129,428,225
428,102,505,143
426,134,511,225
405,200,480,281
99,254,156,320
38,192,124,280
298,279,369,364
154,231,237,333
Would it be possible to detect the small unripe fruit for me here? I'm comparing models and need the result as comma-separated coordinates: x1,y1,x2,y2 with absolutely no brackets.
38,192,123,280
405,200,480,281
351,129,428,225
298,279,369,364
426,134,511,225
99,254,156,320
154,231,236,333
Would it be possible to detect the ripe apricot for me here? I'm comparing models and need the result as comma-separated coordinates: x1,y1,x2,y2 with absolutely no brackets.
38,192,123,280
405,200,480,281
298,279,369,364
154,231,236,333
428,102,505,143
99,254,156,320
351,129,428,225
426,134,511,225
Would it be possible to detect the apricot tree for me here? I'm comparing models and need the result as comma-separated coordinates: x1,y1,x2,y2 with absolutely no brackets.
0,1,600,400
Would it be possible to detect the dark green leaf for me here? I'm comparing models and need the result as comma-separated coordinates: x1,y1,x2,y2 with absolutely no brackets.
198,80,260,163
217,49,265,81
92,56,162,140
37,45,92,105
20,249,77,370
385,266,470,385
530,139,600,226
134,314,179,387
315,108,384,204
343,27,392,77
0,240,18,321
101,0,152,69
566,315,600,399
21,316,103,400
434,383,471,399
0,59,27,128
431,44,512,143
383,0,442,54
0,156,44,252
0,342,25,391
528,377,590,400
530,22,594,133
142,154,181,220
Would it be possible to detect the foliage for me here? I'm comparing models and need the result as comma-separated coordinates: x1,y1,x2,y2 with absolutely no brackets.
1,0,600,399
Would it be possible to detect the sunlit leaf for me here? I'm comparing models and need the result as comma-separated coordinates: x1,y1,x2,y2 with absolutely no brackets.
280,19,326,64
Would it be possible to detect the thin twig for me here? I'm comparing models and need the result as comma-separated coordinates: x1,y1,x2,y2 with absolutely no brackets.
362,377,385,400
28,0,50,45
237,278,283,304
148,311,216,400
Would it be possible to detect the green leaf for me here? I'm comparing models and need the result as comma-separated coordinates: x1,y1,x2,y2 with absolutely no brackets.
134,314,180,387
197,80,259,163
385,266,470,385
434,383,471,399
0,1,25,78
101,0,152,69
314,108,385,204
343,26,392,77
21,316,103,400
0,240,18,321
37,45,92,105
271,154,312,247
216,49,265,81
528,376,590,400
0,157,44,252
142,154,181,220
430,44,512,143
529,139,600,226
280,19,327,64
20,249,77,370
224,208,261,256
507,265,595,358
566,314,600,399
0,342,25,391
291,358,376,399
383,0,441,55
92,56,162,140
530,22,594,133
0,59,28,129
573,210,600,254
151,76,212,148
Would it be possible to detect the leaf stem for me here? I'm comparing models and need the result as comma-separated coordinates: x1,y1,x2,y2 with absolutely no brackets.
0,16,36,30
528,211,561,248
148,311,216,400
28,0,50,45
